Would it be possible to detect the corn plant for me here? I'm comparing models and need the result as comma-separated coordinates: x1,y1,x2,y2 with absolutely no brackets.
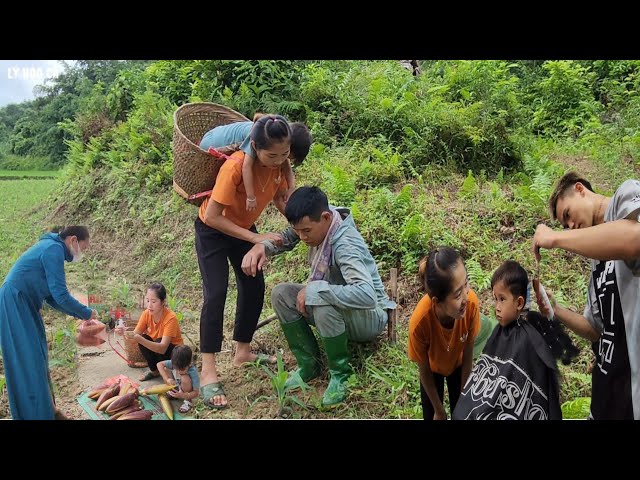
84,256,104,289
251,351,308,418
110,278,136,310
168,297,184,323
49,317,77,369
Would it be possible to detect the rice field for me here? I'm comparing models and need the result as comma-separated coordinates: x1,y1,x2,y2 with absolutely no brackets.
0,170,60,178
0,173,59,282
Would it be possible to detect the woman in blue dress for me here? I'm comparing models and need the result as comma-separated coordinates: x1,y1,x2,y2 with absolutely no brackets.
0,226,97,420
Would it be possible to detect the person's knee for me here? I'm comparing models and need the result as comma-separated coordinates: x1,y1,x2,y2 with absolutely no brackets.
313,305,344,335
181,376,193,393
271,283,299,310
205,285,227,307
271,283,288,305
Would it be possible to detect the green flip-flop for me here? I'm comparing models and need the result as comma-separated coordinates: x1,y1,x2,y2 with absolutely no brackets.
241,352,277,367
254,353,276,366
200,383,228,410
139,370,160,382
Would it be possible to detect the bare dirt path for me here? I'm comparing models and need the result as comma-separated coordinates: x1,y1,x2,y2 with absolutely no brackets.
55,335,167,420
55,322,300,420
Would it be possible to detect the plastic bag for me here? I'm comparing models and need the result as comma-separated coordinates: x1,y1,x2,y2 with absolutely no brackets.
76,319,108,347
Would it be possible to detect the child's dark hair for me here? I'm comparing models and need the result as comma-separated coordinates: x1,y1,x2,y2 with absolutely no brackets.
250,114,291,151
418,247,463,300
492,260,579,365
284,186,330,224
289,122,312,165
171,345,192,370
491,260,528,299
52,226,90,241
147,282,167,302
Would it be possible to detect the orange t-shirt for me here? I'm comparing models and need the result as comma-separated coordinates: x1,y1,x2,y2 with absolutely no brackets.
198,151,288,229
134,308,184,346
407,289,480,376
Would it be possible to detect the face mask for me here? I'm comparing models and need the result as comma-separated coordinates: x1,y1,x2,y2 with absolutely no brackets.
71,238,84,263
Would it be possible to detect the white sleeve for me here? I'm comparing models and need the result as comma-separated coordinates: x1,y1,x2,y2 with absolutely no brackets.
612,180,640,274
612,179,640,221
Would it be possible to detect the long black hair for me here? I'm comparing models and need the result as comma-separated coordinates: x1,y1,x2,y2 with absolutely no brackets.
250,114,291,151
419,247,463,301
147,282,167,303
491,260,579,365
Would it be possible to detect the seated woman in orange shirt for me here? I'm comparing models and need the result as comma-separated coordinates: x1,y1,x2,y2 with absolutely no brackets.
408,247,480,420
132,282,184,382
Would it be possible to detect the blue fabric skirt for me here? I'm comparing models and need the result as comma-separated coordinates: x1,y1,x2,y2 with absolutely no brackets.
0,283,54,420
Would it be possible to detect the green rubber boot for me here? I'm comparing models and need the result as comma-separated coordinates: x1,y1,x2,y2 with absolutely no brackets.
320,331,353,407
280,318,322,390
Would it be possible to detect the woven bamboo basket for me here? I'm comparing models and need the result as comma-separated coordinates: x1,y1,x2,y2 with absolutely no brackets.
172,102,249,206
123,333,146,365
121,312,146,365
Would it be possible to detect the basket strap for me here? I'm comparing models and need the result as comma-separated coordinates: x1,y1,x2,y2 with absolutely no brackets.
182,147,231,201
207,147,234,161
172,180,190,199
174,175,212,201
175,179,212,202
173,147,232,202
188,190,213,201
107,333,131,365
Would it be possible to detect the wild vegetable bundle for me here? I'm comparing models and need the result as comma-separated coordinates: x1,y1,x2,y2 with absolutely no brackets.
88,379,152,420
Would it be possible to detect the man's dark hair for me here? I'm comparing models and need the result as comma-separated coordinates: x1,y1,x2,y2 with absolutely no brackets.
284,186,330,224
548,172,594,221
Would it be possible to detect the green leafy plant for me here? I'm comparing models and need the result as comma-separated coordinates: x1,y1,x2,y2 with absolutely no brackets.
84,256,105,293
459,170,479,199
49,317,78,369
251,351,308,418
466,258,492,291
531,61,601,136
561,397,591,419
345,340,422,419
167,296,184,323
110,278,137,310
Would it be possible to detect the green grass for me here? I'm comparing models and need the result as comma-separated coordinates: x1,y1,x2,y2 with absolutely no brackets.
0,170,61,178
0,178,59,282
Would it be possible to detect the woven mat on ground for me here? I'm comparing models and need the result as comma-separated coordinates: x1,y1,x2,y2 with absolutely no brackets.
77,389,187,420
